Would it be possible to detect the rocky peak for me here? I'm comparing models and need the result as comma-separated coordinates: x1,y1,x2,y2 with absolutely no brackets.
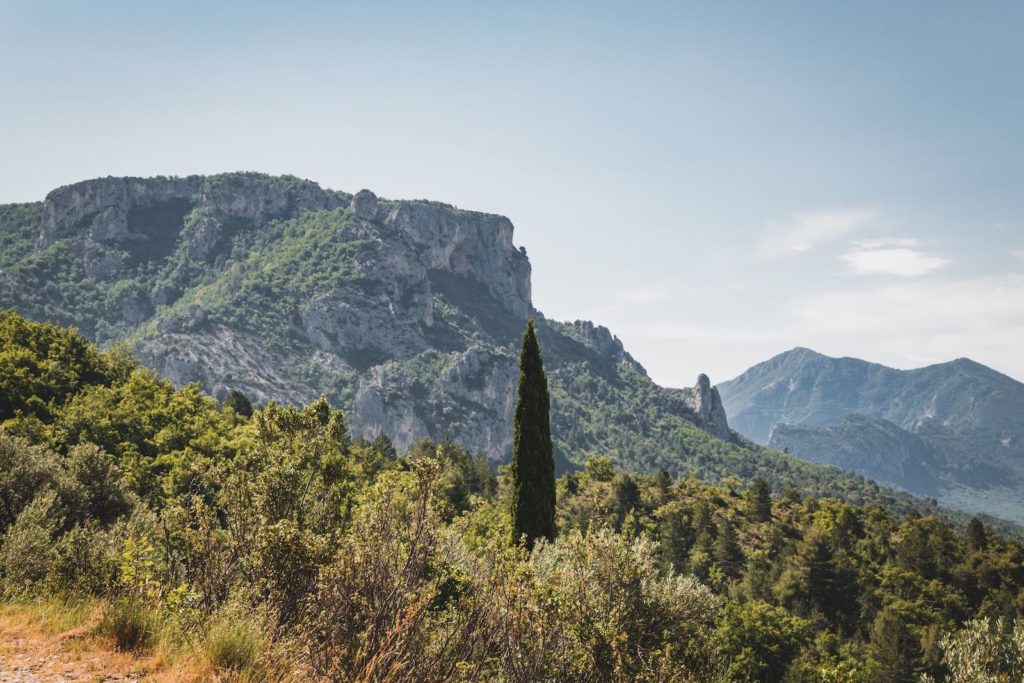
351,189,380,221
568,320,646,374
684,373,732,440
31,174,533,318
39,176,201,247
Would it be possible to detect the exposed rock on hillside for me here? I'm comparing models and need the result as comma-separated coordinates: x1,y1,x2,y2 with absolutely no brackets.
0,174,851,494
684,373,731,440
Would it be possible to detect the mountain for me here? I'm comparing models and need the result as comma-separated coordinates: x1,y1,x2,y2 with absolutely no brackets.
0,173,958,511
719,348,1024,522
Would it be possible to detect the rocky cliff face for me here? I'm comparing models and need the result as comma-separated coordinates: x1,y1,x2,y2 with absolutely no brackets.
684,374,731,440
2,173,732,470
35,175,529,317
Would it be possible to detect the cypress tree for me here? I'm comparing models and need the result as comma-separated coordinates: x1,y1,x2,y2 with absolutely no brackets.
510,319,555,550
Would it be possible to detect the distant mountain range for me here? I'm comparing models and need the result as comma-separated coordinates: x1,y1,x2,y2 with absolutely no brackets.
0,173,931,513
719,348,1024,523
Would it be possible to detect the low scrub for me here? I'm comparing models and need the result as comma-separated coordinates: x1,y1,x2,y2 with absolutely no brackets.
97,599,160,652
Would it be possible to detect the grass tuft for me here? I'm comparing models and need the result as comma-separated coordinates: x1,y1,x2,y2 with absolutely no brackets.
96,599,160,652
203,611,269,677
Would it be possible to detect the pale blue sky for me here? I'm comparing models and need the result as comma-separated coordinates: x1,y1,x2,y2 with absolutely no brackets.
2,1,1023,385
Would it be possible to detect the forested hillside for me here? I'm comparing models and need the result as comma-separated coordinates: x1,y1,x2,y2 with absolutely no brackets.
1,311,1023,681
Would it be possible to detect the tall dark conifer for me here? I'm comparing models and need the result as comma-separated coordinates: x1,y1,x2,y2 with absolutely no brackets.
510,319,555,550
748,477,772,522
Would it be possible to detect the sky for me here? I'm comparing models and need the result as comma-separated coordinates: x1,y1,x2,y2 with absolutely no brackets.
2,1,1023,387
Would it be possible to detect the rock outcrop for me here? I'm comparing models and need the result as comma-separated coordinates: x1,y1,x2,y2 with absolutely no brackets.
684,374,732,440
38,175,348,281
567,320,645,374
3,172,737,471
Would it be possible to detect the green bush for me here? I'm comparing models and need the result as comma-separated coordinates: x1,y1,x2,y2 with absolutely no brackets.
0,433,59,534
61,443,131,526
0,490,60,594
46,521,119,596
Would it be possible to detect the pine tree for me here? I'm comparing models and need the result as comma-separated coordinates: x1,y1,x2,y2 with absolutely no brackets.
869,606,923,682
967,517,988,552
781,526,859,632
748,477,772,522
658,503,694,571
510,319,555,550
714,517,744,578
224,389,253,417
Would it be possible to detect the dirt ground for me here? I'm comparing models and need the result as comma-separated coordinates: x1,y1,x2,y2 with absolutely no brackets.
0,609,151,683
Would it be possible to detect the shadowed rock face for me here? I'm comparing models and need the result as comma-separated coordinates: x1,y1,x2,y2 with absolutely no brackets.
767,414,942,496
2,172,728,469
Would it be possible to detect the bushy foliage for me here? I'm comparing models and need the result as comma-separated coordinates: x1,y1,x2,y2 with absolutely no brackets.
0,490,60,593
0,309,131,423
714,600,809,682
930,618,1024,682
1,312,1024,681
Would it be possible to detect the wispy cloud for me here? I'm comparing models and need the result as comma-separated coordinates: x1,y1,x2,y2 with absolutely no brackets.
839,238,949,277
852,237,921,249
786,274,1024,376
754,209,874,261
1013,249,1024,261
630,273,1024,386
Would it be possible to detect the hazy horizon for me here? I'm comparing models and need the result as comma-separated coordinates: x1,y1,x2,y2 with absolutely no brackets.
3,1,1022,387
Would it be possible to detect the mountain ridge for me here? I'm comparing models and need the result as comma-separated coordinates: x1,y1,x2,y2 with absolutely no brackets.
3,173,736,463
719,347,1024,522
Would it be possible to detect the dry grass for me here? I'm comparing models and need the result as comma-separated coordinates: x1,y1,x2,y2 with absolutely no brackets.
0,595,97,635
0,598,311,682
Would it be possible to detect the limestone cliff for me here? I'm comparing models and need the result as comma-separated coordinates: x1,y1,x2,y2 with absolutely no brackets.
683,374,732,440
2,173,732,469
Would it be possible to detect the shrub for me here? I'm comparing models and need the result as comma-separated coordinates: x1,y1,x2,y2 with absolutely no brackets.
305,460,489,680
62,443,131,526
0,433,59,534
0,490,60,594
936,618,1024,683
46,521,119,596
97,598,160,652
527,528,724,681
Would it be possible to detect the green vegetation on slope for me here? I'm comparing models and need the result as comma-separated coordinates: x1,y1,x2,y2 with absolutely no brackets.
1,312,1023,681
148,208,375,355
0,202,42,268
